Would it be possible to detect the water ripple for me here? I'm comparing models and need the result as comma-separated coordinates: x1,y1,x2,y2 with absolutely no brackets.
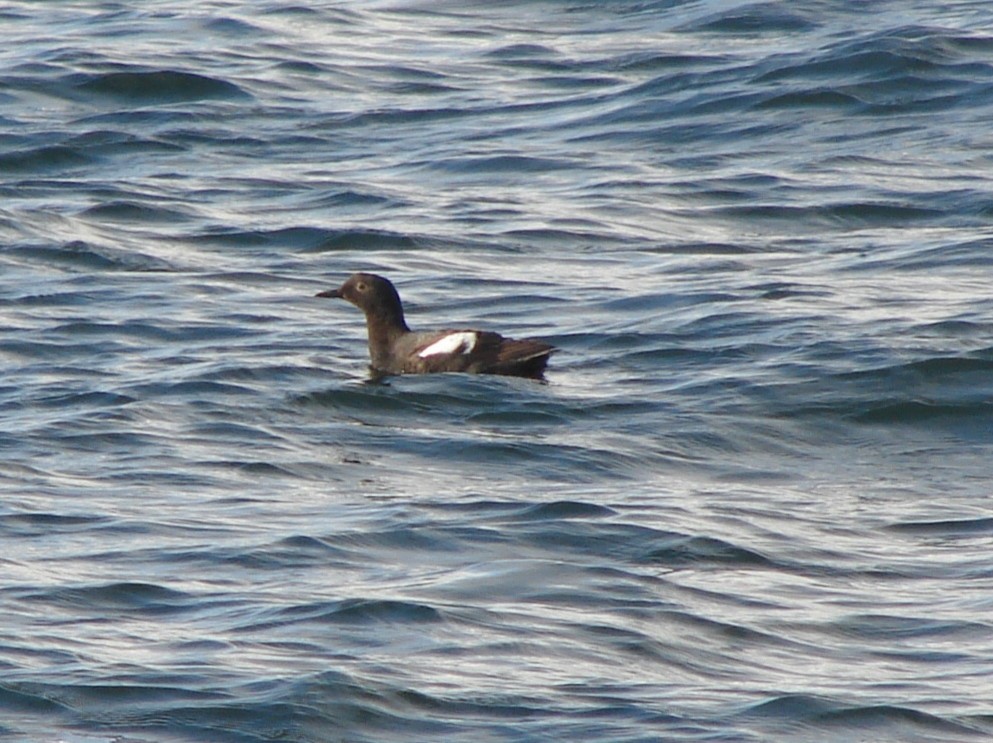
2,1,992,741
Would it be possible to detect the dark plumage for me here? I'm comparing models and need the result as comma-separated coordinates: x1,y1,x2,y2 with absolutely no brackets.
316,273,555,379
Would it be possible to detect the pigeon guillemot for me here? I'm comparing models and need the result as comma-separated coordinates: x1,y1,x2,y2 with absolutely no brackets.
316,273,555,378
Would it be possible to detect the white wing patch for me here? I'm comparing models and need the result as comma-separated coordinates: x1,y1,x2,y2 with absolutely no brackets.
417,331,478,358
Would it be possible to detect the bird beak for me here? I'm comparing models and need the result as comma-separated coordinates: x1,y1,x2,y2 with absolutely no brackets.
315,288,342,298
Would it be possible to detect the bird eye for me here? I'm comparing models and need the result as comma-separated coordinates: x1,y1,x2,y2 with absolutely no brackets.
356,282,367,292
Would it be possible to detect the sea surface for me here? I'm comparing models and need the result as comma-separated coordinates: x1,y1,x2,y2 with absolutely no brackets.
2,1,993,741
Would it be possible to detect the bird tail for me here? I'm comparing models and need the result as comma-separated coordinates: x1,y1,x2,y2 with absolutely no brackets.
492,340,556,378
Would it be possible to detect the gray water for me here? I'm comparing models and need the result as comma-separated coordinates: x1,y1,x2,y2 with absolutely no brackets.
2,2,993,741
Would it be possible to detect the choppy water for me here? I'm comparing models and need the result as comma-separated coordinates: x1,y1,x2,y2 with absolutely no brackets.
3,1,993,741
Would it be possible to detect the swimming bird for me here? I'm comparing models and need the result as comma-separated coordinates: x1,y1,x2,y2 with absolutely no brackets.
316,273,555,379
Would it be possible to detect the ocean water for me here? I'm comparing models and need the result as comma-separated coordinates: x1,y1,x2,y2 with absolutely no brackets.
2,1,993,741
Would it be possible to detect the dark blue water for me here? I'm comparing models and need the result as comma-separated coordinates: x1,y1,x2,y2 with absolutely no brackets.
3,2,993,741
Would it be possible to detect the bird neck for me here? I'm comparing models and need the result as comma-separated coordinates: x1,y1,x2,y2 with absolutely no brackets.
364,310,409,368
